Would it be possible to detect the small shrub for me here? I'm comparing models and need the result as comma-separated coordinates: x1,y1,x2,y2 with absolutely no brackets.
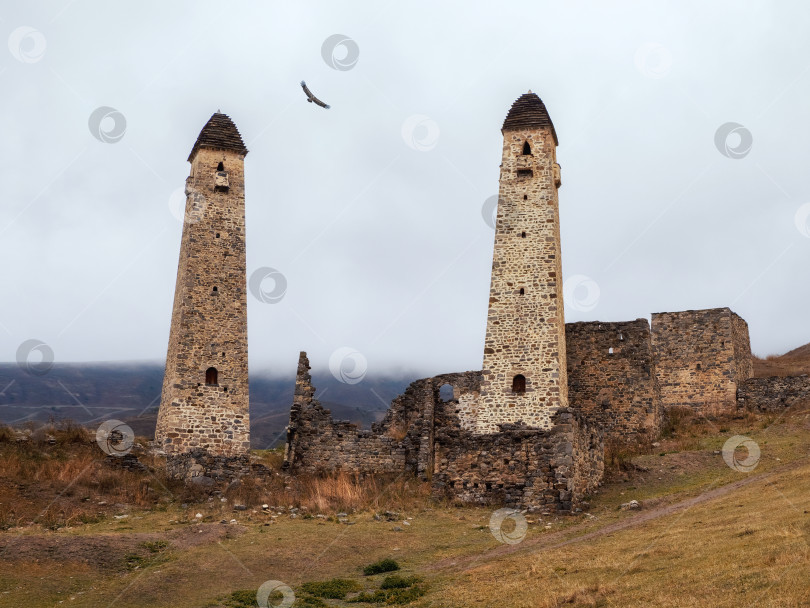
299,578,362,599
363,558,400,576
221,589,259,608
380,574,420,589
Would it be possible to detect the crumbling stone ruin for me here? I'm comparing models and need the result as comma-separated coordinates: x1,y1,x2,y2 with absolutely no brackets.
284,352,603,512
737,375,810,412
155,112,251,480
566,319,662,440
651,308,752,413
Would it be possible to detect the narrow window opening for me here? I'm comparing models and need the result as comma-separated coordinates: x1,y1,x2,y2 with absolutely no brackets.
608,347,614,355
696,363,702,371
521,231,526,238
217,162,224,171
523,194,528,200
205,367,218,386
439,384,454,402
522,141,532,155
517,169,533,178
619,333,624,341
212,286,218,293
519,288,525,295
215,233,220,238
511,374,526,394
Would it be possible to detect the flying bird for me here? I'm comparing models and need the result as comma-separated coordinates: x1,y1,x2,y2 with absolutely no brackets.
300,80,330,109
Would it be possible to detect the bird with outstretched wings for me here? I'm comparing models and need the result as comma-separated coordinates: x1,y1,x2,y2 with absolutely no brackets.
300,81,330,109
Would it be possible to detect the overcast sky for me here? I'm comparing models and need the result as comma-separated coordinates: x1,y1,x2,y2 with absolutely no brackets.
2,1,810,381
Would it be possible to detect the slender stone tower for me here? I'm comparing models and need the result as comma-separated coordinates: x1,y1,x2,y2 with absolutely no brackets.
476,92,568,433
155,112,251,475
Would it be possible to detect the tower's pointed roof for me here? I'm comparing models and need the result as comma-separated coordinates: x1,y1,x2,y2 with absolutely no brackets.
502,91,558,144
188,112,249,161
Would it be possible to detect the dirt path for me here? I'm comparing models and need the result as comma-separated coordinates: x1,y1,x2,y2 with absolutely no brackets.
429,458,809,573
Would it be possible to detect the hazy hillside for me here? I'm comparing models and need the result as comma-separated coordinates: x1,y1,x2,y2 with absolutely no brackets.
753,343,810,378
0,363,414,448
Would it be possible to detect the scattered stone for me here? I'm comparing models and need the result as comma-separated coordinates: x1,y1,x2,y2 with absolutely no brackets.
620,500,641,511
233,505,247,511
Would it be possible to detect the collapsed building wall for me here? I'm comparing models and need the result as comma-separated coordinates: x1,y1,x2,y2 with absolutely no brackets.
651,308,752,413
737,376,810,412
283,353,603,512
565,319,662,440
431,411,603,512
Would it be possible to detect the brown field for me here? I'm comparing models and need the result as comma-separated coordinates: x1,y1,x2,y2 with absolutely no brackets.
1,399,810,607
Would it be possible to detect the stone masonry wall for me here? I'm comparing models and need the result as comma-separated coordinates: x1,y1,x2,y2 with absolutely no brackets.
155,141,250,459
431,410,603,512
737,376,810,412
651,308,752,413
283,353,603,512
478,120,568,433
565,319,662,439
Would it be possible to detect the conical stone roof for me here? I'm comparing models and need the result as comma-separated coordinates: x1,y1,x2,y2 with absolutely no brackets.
502,92,558,145
188,112,248,161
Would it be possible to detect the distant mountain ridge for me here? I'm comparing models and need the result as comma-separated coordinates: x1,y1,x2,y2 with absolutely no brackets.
0,363,415,448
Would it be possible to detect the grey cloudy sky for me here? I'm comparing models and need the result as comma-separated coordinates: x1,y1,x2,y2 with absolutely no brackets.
2,1,810,380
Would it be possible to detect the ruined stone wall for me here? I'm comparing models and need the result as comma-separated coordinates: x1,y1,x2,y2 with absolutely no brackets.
565,319,662,439
478,119,567,433
284,354,602,512
156,142,250,458
737,376,810,412
651,308,752,413
284,353,483,476
431,410,603,512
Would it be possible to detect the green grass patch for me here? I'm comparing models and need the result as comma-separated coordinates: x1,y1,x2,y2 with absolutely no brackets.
380,574,420,589
362,558,400,575
300,578,363,599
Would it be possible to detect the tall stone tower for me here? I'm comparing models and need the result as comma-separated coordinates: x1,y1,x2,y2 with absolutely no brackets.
155,112,251,472
476,92,568,434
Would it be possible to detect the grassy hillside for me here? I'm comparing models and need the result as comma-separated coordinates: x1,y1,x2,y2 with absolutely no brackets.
1,402,809,607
